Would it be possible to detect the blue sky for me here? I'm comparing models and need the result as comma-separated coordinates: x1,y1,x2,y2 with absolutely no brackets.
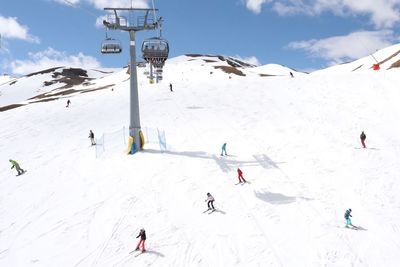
1,0,400,75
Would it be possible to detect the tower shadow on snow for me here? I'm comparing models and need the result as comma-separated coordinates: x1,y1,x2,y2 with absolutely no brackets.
142,149,284,173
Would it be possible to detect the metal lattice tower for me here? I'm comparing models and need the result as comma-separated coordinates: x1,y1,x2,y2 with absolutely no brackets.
103,8,161,153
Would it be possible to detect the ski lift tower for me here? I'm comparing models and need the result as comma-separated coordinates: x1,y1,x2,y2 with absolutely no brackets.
103,7,161,153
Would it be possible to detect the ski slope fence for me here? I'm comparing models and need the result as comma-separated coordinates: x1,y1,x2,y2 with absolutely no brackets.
95,126,166,158
142,127,167,152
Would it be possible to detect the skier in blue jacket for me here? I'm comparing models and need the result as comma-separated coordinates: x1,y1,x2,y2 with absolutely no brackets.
344,209,353,227
220,143,227,156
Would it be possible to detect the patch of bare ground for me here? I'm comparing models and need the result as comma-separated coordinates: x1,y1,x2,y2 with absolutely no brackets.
376,49,400,69
185,54,255,68
389,60,400,69
214,66,246,76
26,67,62,77
259,74,275,77
46,68,92,89
352,65,363,71
0,104,25,112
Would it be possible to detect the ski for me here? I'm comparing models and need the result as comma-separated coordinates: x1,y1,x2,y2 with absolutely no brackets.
16,170,27,176
208,209,216,214
203,209,211,213
134,251,145,257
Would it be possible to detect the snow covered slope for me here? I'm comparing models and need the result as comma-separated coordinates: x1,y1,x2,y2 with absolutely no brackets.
0,67,120,109
1,50,400,266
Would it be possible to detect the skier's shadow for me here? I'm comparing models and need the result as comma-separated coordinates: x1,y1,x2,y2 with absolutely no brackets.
214,209,226,215
143,250,165,257
355,226,368,231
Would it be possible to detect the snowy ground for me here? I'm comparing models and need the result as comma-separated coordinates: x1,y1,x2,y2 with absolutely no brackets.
1,51,400,266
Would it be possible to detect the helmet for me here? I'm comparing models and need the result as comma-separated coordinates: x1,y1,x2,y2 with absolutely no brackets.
207,192,210,196
349,209,352,212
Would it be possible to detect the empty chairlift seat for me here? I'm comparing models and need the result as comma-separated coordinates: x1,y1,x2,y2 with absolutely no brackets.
101,38,122,54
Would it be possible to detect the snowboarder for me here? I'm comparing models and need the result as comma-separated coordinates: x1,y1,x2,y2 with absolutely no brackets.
205,192,215,210
135,228,146,252
88,130,96,145
237,168,246,183
221,143,227,156
169,83,173,92
360,131,366,148
9,159,25,175
344,208,353,227
66,99,71,107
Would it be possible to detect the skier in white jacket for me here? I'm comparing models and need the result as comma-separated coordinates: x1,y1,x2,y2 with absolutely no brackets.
205,193,215,210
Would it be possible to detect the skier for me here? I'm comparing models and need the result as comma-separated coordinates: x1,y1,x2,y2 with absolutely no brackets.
66,99,71,108
237,168,246,183
135,228,146,252
88,130,96,145
360,131,366,148
9,159,25,175
169,83,173,92
205,192,215,210
220,143,227,156
290,72,294,78
344,208,353,227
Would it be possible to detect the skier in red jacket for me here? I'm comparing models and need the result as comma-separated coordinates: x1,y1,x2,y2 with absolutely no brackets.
237,168,246,183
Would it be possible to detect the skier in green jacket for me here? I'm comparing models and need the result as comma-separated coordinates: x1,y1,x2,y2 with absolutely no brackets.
9,159,25,175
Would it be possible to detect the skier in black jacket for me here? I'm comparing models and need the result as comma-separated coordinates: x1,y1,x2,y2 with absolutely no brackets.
88,130,96,145
360,131,366,148
135,228,146,252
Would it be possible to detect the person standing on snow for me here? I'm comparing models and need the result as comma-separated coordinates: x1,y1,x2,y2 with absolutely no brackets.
205,192,215,210
66,99,71,108
344,208,353,227
237,168,246,183
88,130,96,146
9,159,25,175
360,131,366,148
169,83,173,92
221,143,227,156
135,228,146,252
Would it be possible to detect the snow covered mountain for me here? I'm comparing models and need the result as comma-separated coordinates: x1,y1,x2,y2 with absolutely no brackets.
1,45,400,266
313,43,400,74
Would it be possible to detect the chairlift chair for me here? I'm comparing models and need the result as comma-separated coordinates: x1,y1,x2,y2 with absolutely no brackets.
141,37,169,65
101,38,122,54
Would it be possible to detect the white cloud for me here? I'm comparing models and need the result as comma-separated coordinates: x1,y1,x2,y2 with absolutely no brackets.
54,0,81,6
54,0,149,9
0,16,40,43
244,0,400,29
287,30,398,64
234,55,261,66
9,47,101,75
95,15,108,28
244,0,272,14
86,0,148,9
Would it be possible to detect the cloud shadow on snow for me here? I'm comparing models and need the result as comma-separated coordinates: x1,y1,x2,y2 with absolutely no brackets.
254,190,313,205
